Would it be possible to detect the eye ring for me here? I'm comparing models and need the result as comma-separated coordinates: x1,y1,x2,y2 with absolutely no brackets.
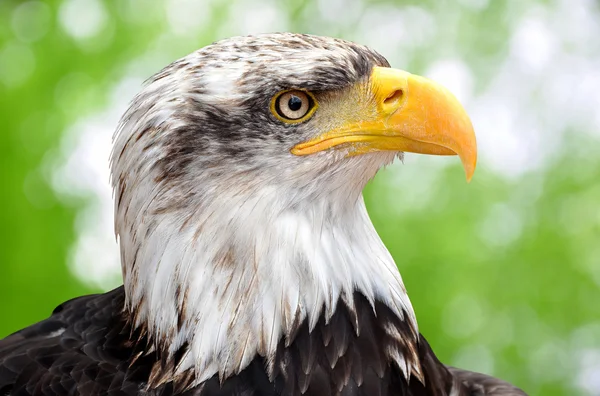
270,89,318,124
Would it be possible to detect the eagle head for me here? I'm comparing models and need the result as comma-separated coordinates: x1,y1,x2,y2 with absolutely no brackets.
110,33,476,387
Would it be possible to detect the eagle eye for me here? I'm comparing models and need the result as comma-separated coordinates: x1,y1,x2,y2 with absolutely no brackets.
271,90,318,124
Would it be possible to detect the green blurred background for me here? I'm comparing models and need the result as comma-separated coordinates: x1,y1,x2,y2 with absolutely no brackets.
1,0,600,394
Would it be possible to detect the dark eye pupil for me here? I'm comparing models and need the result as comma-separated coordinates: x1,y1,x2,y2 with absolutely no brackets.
288,96,303,111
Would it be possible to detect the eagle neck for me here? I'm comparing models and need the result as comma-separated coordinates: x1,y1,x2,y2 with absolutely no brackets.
120,183,419,387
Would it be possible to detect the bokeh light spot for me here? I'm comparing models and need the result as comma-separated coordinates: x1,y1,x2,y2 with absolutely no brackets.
11,1,52,43
58,0,108,40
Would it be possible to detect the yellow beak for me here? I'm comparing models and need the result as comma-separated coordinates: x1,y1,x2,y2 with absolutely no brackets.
291,66,477,181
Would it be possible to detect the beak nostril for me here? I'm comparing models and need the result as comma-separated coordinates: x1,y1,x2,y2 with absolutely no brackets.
383,89,404,106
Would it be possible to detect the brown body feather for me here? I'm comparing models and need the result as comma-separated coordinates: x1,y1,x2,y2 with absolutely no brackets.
0,288,525,395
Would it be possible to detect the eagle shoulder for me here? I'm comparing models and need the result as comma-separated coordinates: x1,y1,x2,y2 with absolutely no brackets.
0,287,144,395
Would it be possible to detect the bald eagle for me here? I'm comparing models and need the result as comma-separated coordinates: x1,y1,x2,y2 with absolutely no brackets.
0,33,526,396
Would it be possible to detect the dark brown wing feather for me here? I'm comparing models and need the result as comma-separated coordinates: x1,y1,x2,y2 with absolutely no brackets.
447,367,527,396
0,288,148,395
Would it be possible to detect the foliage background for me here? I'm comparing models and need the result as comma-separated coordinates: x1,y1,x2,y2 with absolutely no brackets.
1,0,600,394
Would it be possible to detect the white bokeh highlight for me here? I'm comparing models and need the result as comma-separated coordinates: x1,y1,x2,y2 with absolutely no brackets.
58,0,108,40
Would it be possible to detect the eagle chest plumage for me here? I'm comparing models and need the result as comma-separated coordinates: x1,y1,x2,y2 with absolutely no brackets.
0,287,452,396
